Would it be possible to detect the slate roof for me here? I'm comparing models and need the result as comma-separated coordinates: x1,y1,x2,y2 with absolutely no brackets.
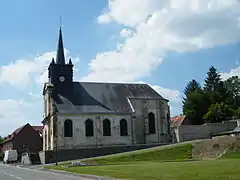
53,82,167,114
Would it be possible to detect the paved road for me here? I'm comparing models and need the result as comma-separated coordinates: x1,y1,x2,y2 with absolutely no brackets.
0,163,109,180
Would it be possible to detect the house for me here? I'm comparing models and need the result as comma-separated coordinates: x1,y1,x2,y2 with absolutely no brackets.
171,115,191,128
1,123,43,160
40,28,172,164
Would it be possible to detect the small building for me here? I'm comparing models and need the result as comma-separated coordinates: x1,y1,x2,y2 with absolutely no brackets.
1,123,43,160
171,115,191,128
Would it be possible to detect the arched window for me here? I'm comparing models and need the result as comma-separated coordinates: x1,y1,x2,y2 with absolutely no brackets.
103,119,111,136
148,112,156,134
120,119,128,136
64,119,73,137
85,119,94,137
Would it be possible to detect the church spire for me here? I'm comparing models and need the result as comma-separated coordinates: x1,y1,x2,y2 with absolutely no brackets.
56,27,65,65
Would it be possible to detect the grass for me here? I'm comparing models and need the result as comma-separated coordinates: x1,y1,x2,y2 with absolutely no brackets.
45,143,240,180
220,152,240,159
47,159,240,180
81,143,193,165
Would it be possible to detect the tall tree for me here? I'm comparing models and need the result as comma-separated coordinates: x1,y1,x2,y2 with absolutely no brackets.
183,79,209,125
183,79,202,99
183,90,210,125
224,76,240,108
204,66,221,92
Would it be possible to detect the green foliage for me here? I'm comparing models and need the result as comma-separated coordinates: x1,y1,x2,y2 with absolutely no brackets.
183,79,202,99
183,66,240,124
183,90,210,125
224,76,240,108
234,107,240,118
203,102,234,123
0,136,3,144
204,66,221,92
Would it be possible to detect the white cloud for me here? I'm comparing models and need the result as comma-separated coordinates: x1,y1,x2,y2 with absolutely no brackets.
120,28,135,38
83,0,240,83
150,84,182,115
220,66,240,80
0,99,35,136
97,13,113,24
0,49,79,89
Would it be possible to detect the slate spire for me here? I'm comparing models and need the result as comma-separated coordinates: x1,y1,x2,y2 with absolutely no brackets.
56,27,65,65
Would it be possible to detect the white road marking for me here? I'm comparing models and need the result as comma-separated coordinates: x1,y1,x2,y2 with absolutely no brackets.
0,170,24,180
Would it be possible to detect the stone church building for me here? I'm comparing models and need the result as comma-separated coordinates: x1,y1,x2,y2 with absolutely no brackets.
40,28,172,164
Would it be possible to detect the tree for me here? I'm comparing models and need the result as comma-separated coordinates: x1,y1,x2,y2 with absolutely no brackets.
183,90,210,125
203,102,234,123
224,76,240,108
183,79,202,99
234,107,240,119
0,136,3,144
204,66,224,104
204,66,221,92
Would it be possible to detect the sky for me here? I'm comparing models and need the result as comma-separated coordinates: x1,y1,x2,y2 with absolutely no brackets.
0,0,240,136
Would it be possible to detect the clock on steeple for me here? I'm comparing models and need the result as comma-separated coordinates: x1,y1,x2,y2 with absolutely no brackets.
48,28,74,99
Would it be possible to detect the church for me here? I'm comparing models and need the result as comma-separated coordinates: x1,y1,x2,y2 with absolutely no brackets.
40,28,172,164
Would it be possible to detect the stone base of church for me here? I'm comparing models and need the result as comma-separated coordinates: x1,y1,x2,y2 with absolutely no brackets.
39,143,170,164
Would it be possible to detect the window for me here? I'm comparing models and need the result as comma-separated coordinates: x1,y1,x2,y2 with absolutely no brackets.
103,119,111,136
64,119,73,137
85,119,94,137
148,112,156,134
120,119,128,136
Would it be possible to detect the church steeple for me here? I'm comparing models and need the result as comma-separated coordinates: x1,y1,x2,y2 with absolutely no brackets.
56,28,65,65
48,27,74,100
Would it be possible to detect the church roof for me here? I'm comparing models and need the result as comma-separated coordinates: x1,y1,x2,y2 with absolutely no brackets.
52,82,167,114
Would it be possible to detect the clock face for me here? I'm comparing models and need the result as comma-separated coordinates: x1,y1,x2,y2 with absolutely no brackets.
59,76,65,82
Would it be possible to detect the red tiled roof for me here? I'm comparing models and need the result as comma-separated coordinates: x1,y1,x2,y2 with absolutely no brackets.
171,115,186,127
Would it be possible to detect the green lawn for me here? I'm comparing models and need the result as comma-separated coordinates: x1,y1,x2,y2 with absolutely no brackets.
47,159,240,180
45,144,240,180
220,152,240,159
81,143,193,165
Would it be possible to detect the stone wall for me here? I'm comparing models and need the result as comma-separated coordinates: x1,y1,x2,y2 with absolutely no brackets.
39,143,167,164
57,114,133,149
174,120,238,142
130,98,171,144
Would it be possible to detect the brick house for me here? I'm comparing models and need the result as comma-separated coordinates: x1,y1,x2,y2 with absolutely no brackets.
1,123,43,160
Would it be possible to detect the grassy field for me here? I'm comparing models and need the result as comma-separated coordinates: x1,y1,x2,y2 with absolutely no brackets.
45,144,240,180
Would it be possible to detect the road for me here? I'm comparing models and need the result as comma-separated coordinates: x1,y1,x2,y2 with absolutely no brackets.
0,163,109,180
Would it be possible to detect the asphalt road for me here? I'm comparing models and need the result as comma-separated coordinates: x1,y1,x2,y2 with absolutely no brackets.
0,163,109,180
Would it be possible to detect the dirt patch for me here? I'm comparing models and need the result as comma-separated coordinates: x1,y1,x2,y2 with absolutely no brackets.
192,136,240,160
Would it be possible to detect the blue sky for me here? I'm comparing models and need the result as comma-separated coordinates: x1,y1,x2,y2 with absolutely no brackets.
0,0,240,136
